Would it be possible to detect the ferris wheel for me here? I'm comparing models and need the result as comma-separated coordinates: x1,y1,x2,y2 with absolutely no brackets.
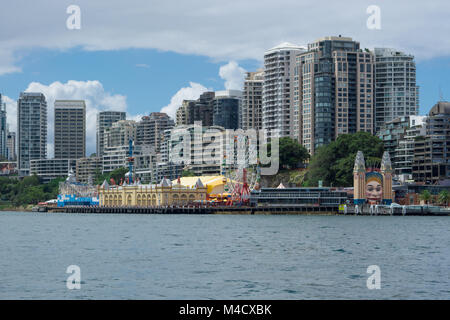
222,134,261,205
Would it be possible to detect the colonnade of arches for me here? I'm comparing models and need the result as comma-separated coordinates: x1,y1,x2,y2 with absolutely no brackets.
136,194,158,206
102,193,198,207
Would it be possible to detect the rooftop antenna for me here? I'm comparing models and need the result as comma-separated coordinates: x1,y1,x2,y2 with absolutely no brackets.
439,86,444,102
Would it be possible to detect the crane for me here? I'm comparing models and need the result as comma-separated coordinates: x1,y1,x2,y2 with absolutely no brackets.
126,139,135,184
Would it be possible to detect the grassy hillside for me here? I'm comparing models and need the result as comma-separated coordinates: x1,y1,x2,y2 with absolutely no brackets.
260,169,307,188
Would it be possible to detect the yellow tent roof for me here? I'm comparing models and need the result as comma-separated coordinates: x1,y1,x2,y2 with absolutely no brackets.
172,175,228,194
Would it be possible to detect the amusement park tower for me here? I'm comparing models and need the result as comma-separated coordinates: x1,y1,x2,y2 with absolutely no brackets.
380,151,394,205
353,151,366,205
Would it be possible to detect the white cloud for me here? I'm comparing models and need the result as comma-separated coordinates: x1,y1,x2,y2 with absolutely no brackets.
159,61,245,119
5,79,211,160
3,95,17,132
4,64,242,162
0,49,21,75
4,80,129,158
160,82,209,119
127,113,145,123
1,1,450,74
219,61,246,91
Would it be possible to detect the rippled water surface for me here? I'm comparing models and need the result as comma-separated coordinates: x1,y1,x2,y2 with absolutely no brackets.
1,212,449,299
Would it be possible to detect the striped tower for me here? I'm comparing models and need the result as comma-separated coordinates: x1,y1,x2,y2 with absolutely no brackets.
353,151,366,205
380,151,394,205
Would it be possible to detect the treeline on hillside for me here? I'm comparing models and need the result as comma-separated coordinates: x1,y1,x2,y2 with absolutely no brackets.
259,133,384,188
94,167,129,185
0,175,64,207
0,167,131,208
266,137,310,169
304,132,384,187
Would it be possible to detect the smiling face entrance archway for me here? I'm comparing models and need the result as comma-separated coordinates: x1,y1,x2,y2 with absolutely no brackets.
353,151,394,205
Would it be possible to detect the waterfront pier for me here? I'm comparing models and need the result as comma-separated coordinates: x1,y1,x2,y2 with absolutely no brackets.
54,205,338,215
43,204,449,216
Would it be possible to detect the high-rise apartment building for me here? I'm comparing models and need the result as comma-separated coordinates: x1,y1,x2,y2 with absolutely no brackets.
374,48,419,133
102,120,138,175
136,112,174,152
76,157,103,184
413,102,450,184
96,111,126,157
156,128,183,182
176,92,215,127
262,43,306,139
294,36,374,154
241,71,264,130
7,132,16,161
176,100,195,126
0,94,6,159
54,100,86,159
195,91,215,127
103,144,143,174
213,90,242,130
30,158,77,183
17,92,47,176
168,124,227,176
134,145,159,184
104,120,137,149
377,115,426,182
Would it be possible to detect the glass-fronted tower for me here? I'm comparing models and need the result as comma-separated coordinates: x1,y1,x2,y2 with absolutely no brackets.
213,90,242,130
374,48,419,133
295,36,374,154
54,100,86,159
263,43,306,139
17,92,47,176
0,94,7,159
176,92,215,127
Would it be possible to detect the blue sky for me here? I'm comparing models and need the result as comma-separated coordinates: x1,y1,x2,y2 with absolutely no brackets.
0,48,261,115
0,47,447,115
416,57,450,112
1,45,448,156
1,0,449,155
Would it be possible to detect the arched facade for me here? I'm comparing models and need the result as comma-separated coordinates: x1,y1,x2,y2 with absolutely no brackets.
99,179,207,207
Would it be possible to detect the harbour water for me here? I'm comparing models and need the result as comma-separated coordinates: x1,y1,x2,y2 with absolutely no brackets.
1,211,449,299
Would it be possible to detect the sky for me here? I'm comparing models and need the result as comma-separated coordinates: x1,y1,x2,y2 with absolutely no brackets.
0,0,449,156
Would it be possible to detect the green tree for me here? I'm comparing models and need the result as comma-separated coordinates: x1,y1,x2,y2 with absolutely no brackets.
267,137,310,170
0,177,17,202
95,167,129,185
0,176,66,207
94,168,109,185
420,190,432,205
42,177,65,199
305,132,384,187
181,169,196,177
289,170,307,186
110,167,129,184
19,175,40,188
437,190,449,206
